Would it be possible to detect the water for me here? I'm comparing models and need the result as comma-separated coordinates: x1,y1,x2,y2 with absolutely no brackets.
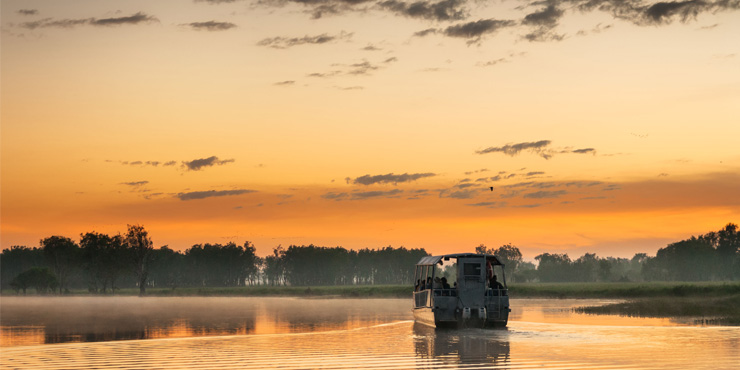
1,297,738,369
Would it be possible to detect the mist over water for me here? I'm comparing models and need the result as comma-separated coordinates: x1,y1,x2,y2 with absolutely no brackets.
1,297,738,369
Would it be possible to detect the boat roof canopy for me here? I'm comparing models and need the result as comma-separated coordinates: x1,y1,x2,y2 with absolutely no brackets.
416,253,503,266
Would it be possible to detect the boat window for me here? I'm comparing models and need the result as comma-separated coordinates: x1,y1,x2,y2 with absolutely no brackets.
433,259,457,288
463,263,481,277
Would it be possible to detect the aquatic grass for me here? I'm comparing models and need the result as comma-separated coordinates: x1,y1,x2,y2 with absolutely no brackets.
574,294,740,325
507,281,740,298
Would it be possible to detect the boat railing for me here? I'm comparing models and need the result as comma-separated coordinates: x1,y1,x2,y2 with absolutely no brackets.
432,288,458,297
413,290,429,307
485,288,508,296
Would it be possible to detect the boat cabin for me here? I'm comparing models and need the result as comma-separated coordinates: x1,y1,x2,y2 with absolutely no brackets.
412,253,510,328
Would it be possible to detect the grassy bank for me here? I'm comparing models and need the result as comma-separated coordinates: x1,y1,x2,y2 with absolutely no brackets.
508,281,740,299
575,295,740,325
1,285,413,298
4,281,739,299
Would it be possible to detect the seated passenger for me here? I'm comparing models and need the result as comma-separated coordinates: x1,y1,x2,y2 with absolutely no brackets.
425,277,432,290
441,277,450,289
489,274,504,295
433,277,442,289
414,279,421,291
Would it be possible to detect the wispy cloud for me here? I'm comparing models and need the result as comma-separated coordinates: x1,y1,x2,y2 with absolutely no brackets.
17,9,38,16
467,201,507,208
120,181,149,187
185,21,237,31
377,0,467,21
257,31,352,49
476,141,598,159
352,172,436,185
352,189,403,199
182,156,235,171
19,12,158,29
177,189,256,201
523,190,568,198
476,140,552,158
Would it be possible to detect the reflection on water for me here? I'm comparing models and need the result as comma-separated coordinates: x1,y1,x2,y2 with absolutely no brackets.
0,297,409,346
414,324,510,366
1,297,739,369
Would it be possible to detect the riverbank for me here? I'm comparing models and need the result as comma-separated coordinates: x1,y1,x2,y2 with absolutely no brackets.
3,281,739,299
575,294,740,325
512,282,740,325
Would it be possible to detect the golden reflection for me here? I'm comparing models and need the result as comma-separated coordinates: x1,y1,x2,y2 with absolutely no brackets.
413,323,510,367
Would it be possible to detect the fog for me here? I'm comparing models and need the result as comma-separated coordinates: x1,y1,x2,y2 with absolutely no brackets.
1,296,411,345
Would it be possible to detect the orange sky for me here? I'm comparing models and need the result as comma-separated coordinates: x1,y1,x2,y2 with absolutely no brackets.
2,0,739,259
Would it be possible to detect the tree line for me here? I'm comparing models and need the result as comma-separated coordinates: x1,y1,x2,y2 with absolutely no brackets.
508,223,738,283
1,224,428,294
2,223,737,294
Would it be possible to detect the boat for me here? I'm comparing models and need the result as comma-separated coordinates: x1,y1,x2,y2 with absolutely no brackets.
412,253,510,328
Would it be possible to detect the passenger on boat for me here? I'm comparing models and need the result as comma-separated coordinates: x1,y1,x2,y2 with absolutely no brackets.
441,277,450,289
433,277,442,289
425,277,432,290
489,275,504,295
415,279,421,291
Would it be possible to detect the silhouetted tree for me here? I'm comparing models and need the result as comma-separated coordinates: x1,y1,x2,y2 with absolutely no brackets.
41,236,80,294
1,246,44,290
535,253,573,282
10,267,58,294
80,232,127,293
474,243,523,281
124,224,154,296
149,246,185,289
716,223,739,280
263,246,286,286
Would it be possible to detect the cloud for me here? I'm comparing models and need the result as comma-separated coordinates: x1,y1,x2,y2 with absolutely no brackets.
257,31,352,49
525,171,545,176
523,27,565,42
439,187,482,199
120,181,149,187
476,141,598,159
177,189,256,201
19,12,158,29
467,201,507,208
164,161,177,166
274,80,296,85
644,0,705,23
352,189,404,199
353,172,436,185
576,0,740,26
478,58,507,66
572,148,596,154
523,4,564,27
185,21,237,31
413,28,438,37
196,0,243,3
321,192,349,200
464,168,488,175
346,60,380,75
443,19,516,41
377,0,467,21
476,140,552,158
93,12,157,26
523,190,568,199
182,156,235,171
18,9,38,15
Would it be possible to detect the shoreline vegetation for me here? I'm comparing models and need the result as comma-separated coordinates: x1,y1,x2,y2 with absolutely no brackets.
3,282,739,325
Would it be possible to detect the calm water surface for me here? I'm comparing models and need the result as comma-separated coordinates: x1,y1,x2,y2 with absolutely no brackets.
1,297,738,369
